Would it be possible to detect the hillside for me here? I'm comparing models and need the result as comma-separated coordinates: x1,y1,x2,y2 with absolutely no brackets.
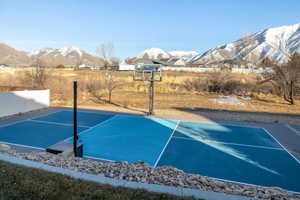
0,44,104,67
30,46,104,67
190,23,300,65
0,43,31,66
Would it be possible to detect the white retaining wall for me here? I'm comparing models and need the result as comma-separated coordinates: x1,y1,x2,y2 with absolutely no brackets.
0,89,50,118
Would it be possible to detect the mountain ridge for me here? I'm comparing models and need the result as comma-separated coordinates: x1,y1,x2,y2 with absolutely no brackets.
190,23,300,65
0,44,104,67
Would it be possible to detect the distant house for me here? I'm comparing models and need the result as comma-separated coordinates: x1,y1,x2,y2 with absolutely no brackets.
131,58,179,67
0,64,9,69
78,64,104,70
118,64,135,71
133,58,154,65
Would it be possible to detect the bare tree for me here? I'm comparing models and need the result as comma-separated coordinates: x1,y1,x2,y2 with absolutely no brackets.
74,57,83,70
97,42,114,70
25,58,48,88
260,53,300,105
86,75,106,103
104,70,121,103
86,71,122,104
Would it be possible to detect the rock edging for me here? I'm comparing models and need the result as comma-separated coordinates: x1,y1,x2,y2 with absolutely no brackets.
1,144,299,200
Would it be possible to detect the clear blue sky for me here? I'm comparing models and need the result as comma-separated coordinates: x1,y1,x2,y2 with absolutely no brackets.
1,0,300,59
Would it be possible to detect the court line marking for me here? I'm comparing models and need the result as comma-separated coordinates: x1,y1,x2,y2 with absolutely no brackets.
59,109,115,116
63,115,119,142
178,119,264,129
262,128,300,164
153,120,180,167
0,110,62,128
0,141,45,150
30,119,90,128
0,119,29,128
285,124,300,136
30,110,64,120
172,136,284,151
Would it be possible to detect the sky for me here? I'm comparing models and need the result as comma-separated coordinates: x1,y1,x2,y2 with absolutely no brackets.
1,0,300,59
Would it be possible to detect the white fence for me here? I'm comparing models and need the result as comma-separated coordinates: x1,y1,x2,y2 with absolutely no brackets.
162,67,219,72
0,89,50,118
118,64,135,71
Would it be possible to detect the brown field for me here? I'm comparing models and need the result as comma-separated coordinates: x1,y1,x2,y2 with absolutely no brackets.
0,68,300,118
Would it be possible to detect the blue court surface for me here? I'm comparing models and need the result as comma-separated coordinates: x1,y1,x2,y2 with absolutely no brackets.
0,110,299,193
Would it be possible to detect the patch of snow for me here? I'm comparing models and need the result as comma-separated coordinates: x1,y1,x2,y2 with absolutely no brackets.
137,48,171,59
30,48,54,56
174,58,186,66
29,46,84,58
169,51,198,58
191,22,300,64
211,96,250,106
59,46,83,57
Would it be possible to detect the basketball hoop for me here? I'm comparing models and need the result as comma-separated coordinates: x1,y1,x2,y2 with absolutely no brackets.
133,64,163,115
133,64,162,82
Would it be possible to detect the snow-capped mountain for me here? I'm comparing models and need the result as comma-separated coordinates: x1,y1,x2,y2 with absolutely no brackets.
169,51,199,64
169,51,198,60
137,48,171,60
134,48,198,65
190,23,300,65
30,46,104,67
31,46,83,58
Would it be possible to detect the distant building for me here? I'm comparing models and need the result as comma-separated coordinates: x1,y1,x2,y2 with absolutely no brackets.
78,64,104,70
0,64,9,69
130,58,180,67
133,58,154,65
118,64,135,71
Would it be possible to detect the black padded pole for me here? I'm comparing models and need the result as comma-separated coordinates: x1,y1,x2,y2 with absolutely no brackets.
73,81,78,157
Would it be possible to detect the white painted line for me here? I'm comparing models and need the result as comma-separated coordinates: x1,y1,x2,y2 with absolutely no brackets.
0,141,45,150
262,128,300,164
63,115,119,142
153,120,180,167
0,110,63,128
30,110,63,120
0,153,255,200
60,109,115,116
285,124,300,136
172,136,284,151
0,119,30,128
178,119,264,129
30,119,90,128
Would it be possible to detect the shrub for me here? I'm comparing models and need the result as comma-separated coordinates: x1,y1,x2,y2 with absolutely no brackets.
183,72,256,96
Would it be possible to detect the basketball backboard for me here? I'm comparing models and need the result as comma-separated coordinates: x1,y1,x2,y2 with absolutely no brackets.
133,64,162,82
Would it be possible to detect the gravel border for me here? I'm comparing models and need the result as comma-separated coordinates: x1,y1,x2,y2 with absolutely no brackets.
1,144,299,200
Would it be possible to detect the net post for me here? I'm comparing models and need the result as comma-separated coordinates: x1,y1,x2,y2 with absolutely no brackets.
73,81,78,157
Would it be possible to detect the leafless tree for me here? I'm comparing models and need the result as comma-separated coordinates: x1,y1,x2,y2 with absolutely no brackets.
104,70,122,103
97,42,114,70
86,71,122,104
86,75,106,103
25,58,48,88
74,57,83,70
260,53,300,105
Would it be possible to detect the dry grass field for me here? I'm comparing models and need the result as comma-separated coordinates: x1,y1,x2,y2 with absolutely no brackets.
0,68,299,117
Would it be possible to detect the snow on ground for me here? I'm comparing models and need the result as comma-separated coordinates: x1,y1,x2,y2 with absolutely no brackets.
211,96,251,106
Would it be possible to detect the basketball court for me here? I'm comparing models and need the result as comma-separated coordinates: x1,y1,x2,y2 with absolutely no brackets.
0,109,299,193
